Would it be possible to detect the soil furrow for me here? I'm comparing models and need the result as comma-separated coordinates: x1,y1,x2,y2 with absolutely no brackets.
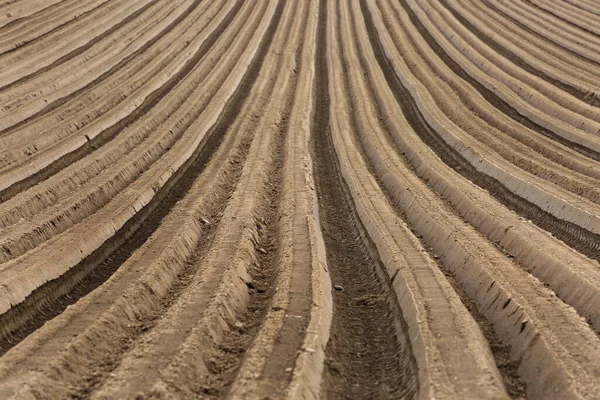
0,0,245,263
225,3,326,397
0,1,287,397
0,0,141,87
0,0,69,32
365,0,600,262
0,0,228,196
481,0,600,66
251,32,313,400
466,0,600,79
83,3,292,397
0,0,243,202
0,0,107,55
351,5,523,394
354,6,600,400
0,0,272,353
0,128,248,398
485,0,600,64
438,0,600,107
399,0,600,163
566,0,600,15
0,0,279,381
367,0,600,211
0,0,203,144
0,0,116,58
0,81,228,354
0,0,188,131
362,0,600,335
524,0,600,36
312,2,418,398
1,0,600,397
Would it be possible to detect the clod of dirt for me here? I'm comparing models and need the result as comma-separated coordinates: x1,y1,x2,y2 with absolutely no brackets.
355,294,385,306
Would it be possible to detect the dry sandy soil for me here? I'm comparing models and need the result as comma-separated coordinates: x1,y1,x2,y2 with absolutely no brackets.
1,0,600,398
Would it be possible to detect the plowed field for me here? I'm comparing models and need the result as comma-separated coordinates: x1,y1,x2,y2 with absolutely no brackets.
1,0,600,398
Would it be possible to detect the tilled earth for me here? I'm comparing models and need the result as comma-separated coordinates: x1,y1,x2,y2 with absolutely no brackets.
1,0,600,399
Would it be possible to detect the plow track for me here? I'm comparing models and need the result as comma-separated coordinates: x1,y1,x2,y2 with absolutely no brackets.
1,0,600,399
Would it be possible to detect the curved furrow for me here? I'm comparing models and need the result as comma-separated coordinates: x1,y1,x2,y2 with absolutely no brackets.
350,3,600,399
0,0,222,223
0,0,169,131
0,0,263,341
226,2,324,396
392,0,600,165
0,0,148,88
466,0,600,79
485,0,600,64
564,0,600,16
510,0,600,44
438,0,600,108
308,1,508,398
383,0,600,172
365,0,600,332
86,3,299,396
0,89,246,397
0,0,186,155
354,0,600,219
0,0,218,163
0,1,290,398
0,0,267,382
0,0,245,263
1,0,599,397
0,0,176,115
0,0,107,53
526,0,600,36
372,0,600,241
369,1,600,209
0,0,243,200
405,0,600,143
0,0,67,31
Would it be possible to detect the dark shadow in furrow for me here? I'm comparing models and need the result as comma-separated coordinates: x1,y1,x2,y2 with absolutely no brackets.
0,0,161,85
480,0,600,69
0,0,89,36
438,0,600,107
0,0,201,133
0,0,241,204
254,32,312,400
193,2,300,396
0,0,109,53
359,4,529,397
369,0,600,260
313,1,418,398
390,196,527,399
0,0,285,357
362,0,600,315
566,1,600,17
203,87,287,400
394,0,600,163
522,0,600,38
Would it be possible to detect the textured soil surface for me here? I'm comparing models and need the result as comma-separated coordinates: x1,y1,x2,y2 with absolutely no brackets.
1,0,600,399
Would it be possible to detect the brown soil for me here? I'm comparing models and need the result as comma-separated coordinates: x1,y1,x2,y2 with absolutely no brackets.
1,0,600,398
